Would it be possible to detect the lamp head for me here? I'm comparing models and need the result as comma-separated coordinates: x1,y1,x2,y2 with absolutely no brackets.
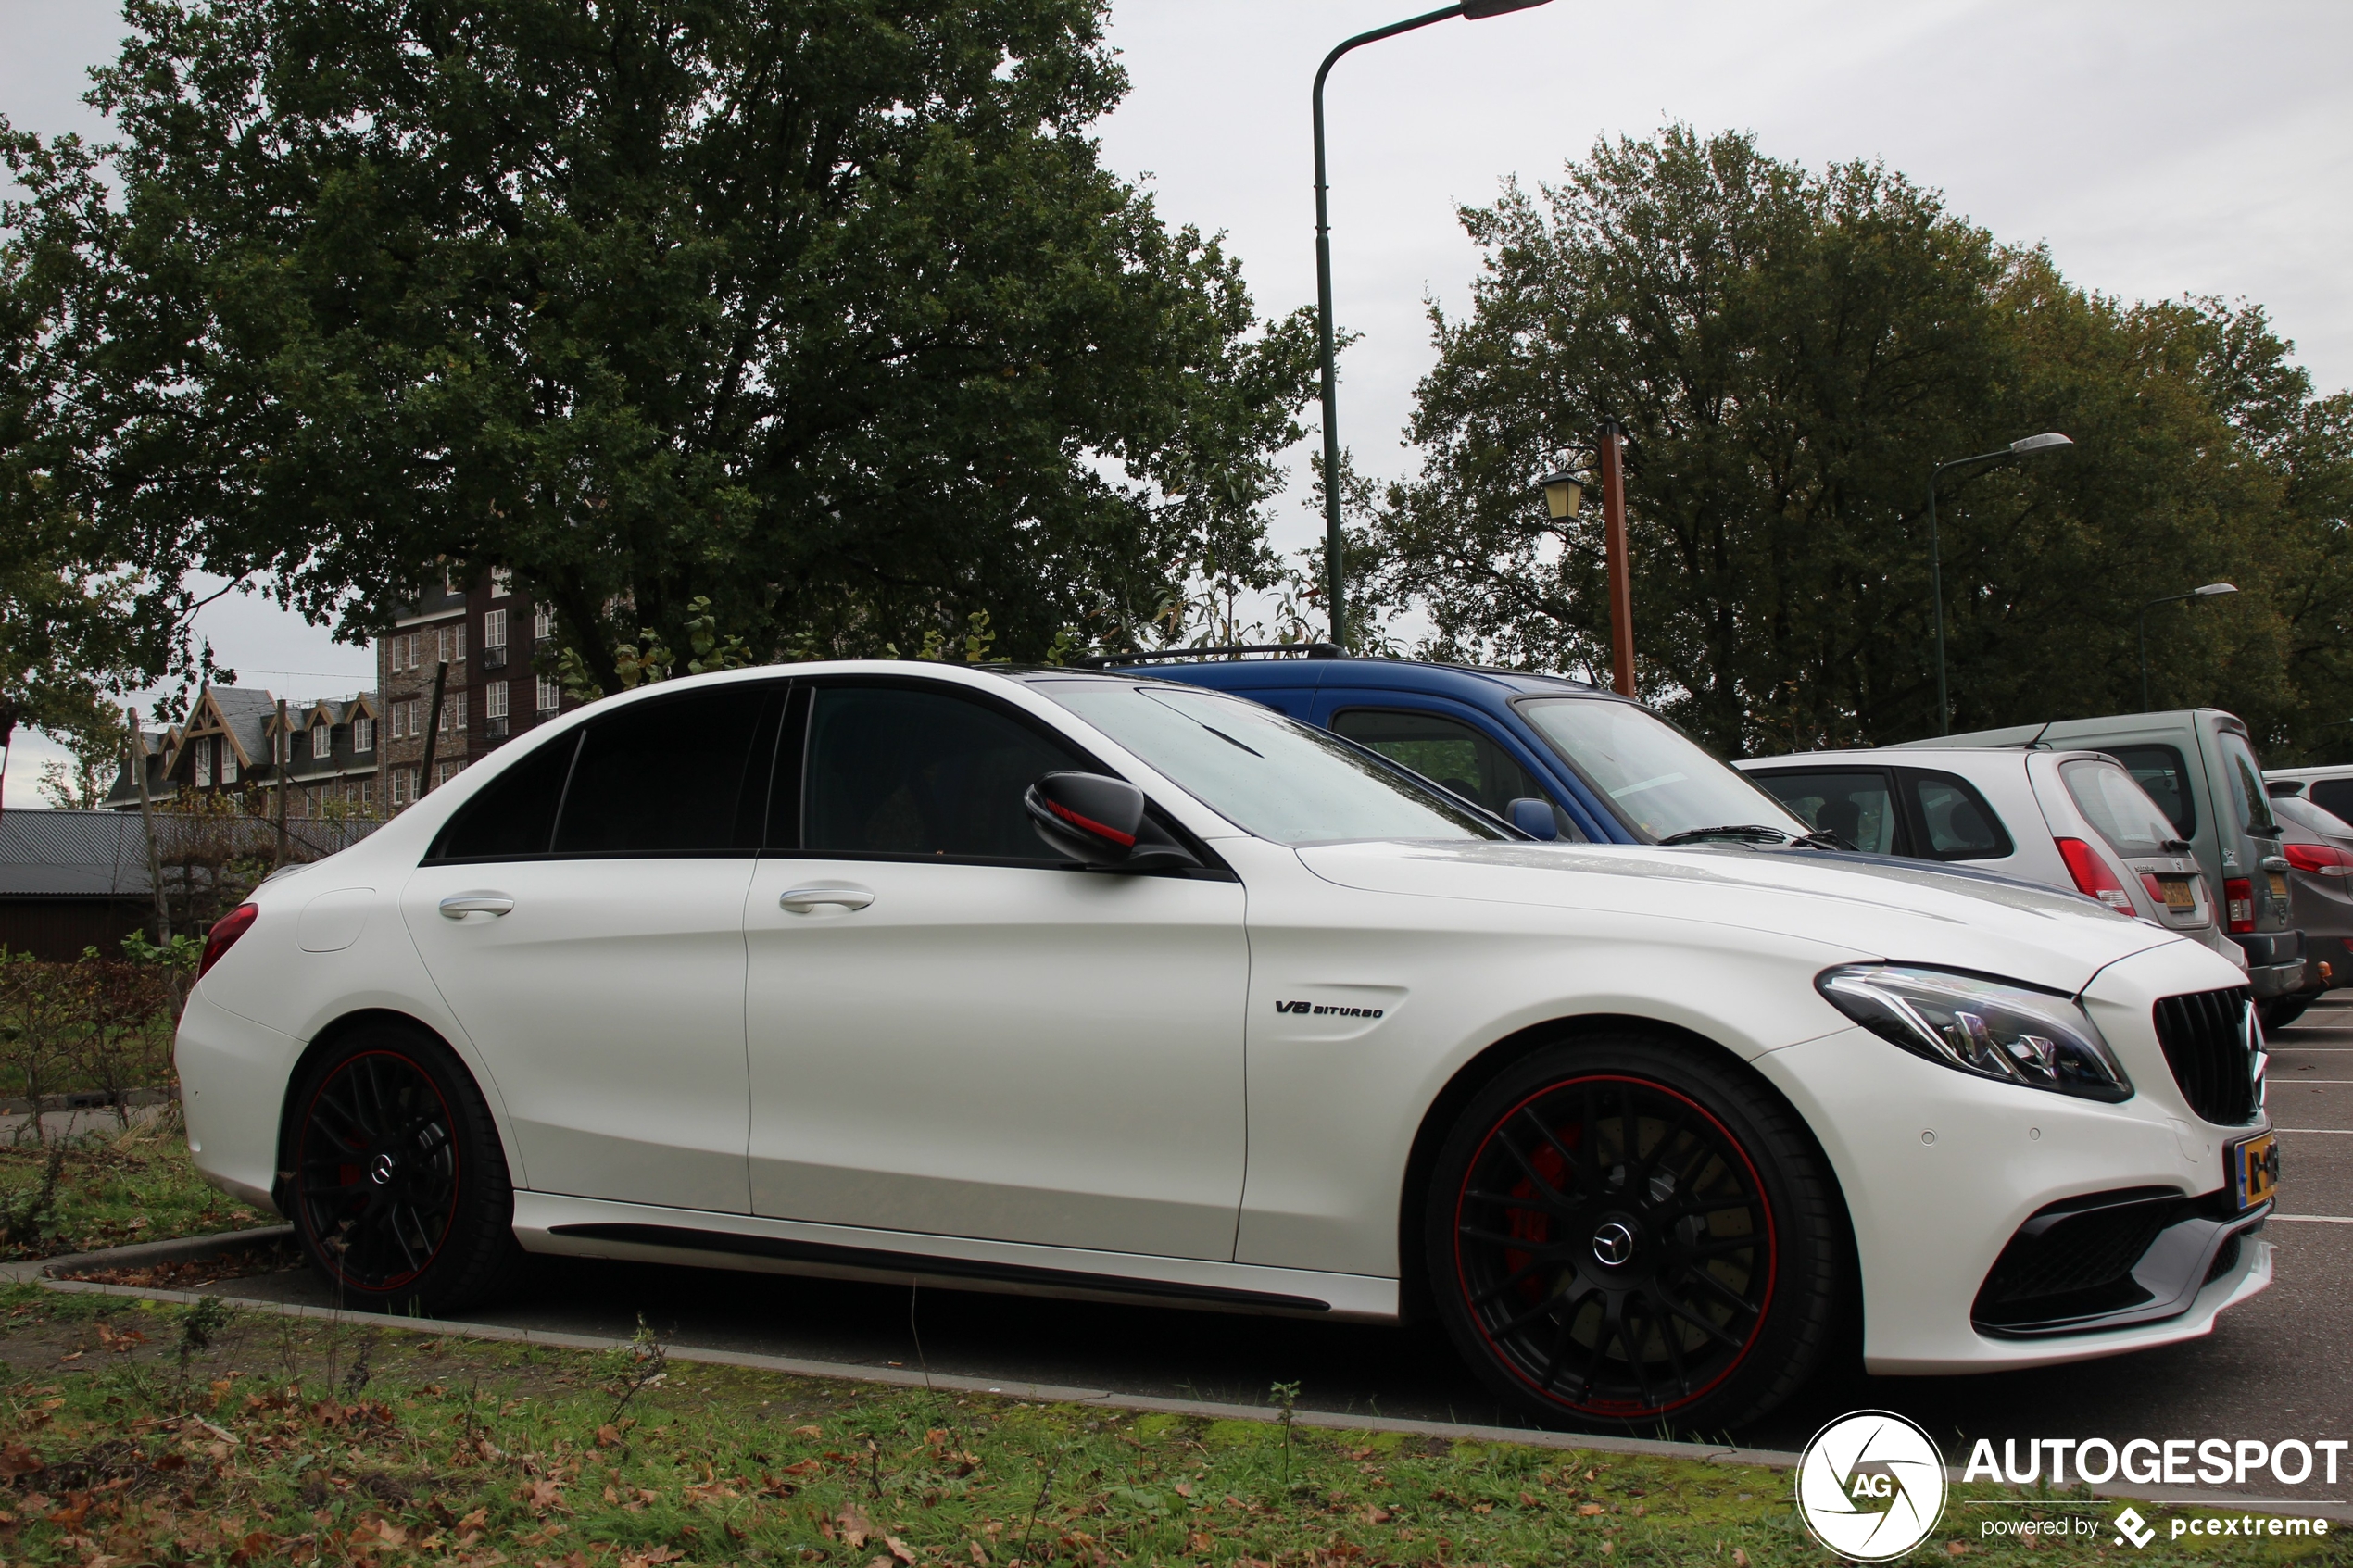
2008,432,2073,457
1539,470,1584,521
1461,0,1553,15
2195,582,2238,598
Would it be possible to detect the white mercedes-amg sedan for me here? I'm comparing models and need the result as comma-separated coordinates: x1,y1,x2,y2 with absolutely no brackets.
179,662,2278,1432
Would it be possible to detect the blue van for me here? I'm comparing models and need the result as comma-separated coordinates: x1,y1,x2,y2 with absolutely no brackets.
1105,647,1813,847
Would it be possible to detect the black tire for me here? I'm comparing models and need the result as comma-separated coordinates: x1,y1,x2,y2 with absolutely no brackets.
2259,996,2311,1032
284,1021,524,1315
1425,1033,1845,1434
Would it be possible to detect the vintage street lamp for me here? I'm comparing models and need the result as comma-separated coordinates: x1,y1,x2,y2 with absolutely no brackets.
1539,469,1585,521
2139,583,2237,712
1923,432,2074,734
1314,0,1553,648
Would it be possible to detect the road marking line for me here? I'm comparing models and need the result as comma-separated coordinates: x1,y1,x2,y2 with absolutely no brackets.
2271,1215,2353,1223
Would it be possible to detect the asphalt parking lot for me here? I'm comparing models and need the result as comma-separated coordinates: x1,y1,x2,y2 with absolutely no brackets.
187,996,2353,1506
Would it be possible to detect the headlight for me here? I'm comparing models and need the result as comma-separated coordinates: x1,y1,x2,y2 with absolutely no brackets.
1817,964,2133,1102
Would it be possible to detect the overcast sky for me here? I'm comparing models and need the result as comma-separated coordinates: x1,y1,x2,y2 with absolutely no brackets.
7,0,2348,801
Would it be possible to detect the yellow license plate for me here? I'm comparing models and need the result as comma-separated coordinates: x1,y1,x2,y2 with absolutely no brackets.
2159,877,2196,910
2230,1131,2279,1210
2269,872,2290,900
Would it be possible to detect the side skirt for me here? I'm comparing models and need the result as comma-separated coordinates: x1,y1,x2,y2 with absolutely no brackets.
510,1192,1400,1323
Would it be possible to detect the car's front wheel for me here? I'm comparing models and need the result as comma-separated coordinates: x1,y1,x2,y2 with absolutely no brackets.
1426,1033,1846,1433
285,1022,524,1315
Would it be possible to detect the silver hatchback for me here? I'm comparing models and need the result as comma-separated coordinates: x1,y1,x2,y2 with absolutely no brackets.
1738,746,2243,972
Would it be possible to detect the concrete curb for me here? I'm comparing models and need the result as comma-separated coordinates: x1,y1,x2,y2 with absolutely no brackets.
0,1224,294,1286
21,1250,2353,1524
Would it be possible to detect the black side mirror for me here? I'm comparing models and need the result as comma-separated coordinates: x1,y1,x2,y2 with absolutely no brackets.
1026,771,1201,872
1507,797,1559,841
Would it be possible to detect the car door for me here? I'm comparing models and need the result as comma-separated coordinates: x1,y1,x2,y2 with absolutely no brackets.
1327,705,1582,838
401,682,784,1213
742,676,1250,1261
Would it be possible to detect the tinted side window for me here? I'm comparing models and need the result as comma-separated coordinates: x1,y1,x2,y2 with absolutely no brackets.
804,685,1088,860
1330,708,1578,837
1904,771,2013,860
427,732,579,861
551,685,776,856
2105,745,2196,838
2311,779,2353,822
2217,733,2276,834
1749,770,1901,855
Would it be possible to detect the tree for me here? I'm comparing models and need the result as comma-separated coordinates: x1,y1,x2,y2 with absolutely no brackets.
26,0,1317,687
1371,127,2332,757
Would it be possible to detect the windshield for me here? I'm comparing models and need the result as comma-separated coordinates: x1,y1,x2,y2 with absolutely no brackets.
1516,698,1808,843
2061,759,2181,858
1038,682,1505,846
2275,793,2353,841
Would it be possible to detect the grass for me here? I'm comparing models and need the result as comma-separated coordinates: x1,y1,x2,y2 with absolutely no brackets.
0,1122,275,1261
0,1286,2342,1567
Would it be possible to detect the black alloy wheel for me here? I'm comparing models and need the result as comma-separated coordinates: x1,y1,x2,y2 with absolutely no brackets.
286,1023,523,1314
1428,1035,1845,1433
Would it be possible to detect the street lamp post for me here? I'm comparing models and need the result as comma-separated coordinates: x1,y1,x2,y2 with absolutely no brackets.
2138,583,2238,712
1314,0,1551,649
1924,432,2073,734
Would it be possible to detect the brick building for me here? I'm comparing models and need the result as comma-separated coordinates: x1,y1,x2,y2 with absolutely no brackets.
376,569,576,807
107,684,382,816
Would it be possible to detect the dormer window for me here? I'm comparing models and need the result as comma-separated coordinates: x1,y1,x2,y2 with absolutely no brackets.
353,716,374,753
312,722,333,760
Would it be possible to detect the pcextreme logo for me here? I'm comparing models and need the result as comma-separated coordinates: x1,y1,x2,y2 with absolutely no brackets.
1795,1411,1949,1561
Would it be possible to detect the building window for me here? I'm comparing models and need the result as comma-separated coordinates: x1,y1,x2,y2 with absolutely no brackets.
353,716,374,753
312,722,333,760
491,567,512,598
392,769,412,807
389,703,405,741
484,608,508,650
537,675,561,712
440,692,468,733
195,737,212,788
533,604,554,641
435,760,462,788
486,681,510,721
436,622,467,666
220,744,238,784
357,778,374,808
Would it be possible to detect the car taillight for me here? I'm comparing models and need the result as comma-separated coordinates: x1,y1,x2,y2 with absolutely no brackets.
198,903,258,981
2055,837,2134,913
2224,877,2255,934
2283,841,2353,877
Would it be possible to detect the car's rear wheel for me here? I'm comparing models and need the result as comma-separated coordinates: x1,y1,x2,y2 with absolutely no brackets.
1426,1034,1845,1434
286,1022,523,1314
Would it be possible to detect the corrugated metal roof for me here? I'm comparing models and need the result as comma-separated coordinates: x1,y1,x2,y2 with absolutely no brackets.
0,809,385,898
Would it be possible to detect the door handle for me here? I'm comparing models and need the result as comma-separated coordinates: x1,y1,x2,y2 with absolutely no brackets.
779,885,875,913
439,893,516,919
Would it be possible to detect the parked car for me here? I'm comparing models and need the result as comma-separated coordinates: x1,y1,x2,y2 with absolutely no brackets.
1911,710,2304,1003
2265,764,2353,824
2260,785,2353,1026
181,662,2274,1435
1120,647,1818,847
1736,747,2243,973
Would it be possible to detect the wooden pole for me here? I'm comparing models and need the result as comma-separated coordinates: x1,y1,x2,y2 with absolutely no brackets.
415,659,449,801
1599,421,1636,698
273,697,289,866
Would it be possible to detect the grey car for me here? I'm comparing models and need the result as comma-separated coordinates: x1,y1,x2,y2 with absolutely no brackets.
2265,787,2353,1025
1915,709,2304,1003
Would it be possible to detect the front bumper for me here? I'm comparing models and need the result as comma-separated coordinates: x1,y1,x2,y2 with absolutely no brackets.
2232,928,2307,998
1755,944,2271,1374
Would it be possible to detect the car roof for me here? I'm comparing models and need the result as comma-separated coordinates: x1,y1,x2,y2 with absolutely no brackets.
1072,655,1612,703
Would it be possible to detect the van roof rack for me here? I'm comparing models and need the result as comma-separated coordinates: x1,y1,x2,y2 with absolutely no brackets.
1072,642,1344,668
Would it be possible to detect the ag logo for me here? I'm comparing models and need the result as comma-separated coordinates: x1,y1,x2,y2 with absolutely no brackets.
1794,1411,1948,1561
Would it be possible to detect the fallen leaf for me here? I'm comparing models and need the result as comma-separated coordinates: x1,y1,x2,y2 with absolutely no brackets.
886,1535,918,1565
969,1542,989,1565
0,1443,41,1477
1734,1550,1751,1568
837,1505,875,1549
459,1508,489,1529
1578,1502,1605,1516
1948,1547,1970,1559
796,1424,824,1438
596,1424,623,1448
376,1521,409,1548
1173,1482,1193,1499
1363,1506,1393,1524
522,1477,563,1512
57,1350,84,1363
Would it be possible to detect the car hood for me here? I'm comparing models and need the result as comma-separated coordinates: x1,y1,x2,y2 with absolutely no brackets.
1296,839,2204,997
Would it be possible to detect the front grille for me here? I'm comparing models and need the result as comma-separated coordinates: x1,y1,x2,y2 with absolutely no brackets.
1973,1187,2181,1329
2152,985,2259,1124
